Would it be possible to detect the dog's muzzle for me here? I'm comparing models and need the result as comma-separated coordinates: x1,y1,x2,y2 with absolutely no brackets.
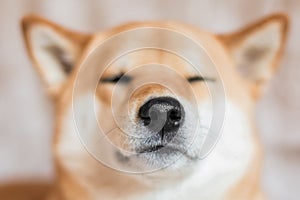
138,97,185,143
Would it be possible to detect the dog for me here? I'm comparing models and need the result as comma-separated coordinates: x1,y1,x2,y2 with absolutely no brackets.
0,13,288,200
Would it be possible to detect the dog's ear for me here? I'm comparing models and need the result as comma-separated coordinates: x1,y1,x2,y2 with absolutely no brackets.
21,15,91,95
219,13,289,98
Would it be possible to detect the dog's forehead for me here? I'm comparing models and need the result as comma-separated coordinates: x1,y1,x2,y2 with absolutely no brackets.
102,49,214,77
88,22,223,77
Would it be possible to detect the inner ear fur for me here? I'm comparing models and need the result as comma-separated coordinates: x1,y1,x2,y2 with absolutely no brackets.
21,14,91,96
218,13,289,98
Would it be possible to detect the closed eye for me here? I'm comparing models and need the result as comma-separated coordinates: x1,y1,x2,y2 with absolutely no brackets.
100,73,132,84
187,76,215,83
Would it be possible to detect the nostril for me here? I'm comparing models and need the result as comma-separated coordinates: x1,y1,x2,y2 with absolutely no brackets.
138,106,150,125
168,110,182,122
140,116,151,126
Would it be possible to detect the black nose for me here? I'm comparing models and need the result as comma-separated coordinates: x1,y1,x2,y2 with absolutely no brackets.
138,97,184,140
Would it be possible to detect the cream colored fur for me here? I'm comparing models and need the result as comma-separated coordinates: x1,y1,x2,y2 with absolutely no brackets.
0,13,289,200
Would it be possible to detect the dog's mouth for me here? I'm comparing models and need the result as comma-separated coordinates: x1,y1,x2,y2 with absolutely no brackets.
138,144,165,153
136,143,187,155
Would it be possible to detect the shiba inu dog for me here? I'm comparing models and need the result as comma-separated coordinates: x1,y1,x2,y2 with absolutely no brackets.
0,13,288,200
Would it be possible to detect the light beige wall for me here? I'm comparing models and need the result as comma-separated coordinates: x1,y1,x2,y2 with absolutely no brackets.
0,0,299,199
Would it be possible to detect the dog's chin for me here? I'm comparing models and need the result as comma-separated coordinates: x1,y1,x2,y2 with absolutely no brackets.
115,145,197,174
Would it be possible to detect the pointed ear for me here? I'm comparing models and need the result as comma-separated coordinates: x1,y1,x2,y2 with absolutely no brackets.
219,13,289,97
21,15,91,95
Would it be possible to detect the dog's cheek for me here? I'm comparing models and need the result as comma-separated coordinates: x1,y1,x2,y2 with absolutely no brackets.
96,85,113,105
196,83,210,97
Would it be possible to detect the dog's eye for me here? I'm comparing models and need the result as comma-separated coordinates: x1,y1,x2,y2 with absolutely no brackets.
187,76,215,83
100,73,132,84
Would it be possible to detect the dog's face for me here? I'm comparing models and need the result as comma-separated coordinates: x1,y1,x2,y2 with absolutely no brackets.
22,15,288,177
95,47,214,172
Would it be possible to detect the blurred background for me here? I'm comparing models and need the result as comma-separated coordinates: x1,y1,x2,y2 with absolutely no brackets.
0,0,299,199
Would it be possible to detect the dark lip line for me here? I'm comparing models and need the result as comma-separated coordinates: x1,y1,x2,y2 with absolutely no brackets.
138,145,165,153
131,145,199,161
137,144,187,154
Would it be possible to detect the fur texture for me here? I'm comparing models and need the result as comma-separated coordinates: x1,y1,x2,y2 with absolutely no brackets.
0,13,289,200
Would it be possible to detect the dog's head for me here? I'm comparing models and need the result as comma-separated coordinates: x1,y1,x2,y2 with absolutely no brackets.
21,14,288,176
